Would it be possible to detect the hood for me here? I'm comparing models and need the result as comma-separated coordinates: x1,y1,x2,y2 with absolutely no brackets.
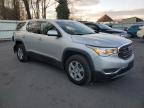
72,33,132,47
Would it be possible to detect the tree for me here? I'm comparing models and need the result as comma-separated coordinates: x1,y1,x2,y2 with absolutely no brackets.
36,0,41,19
0,0,6,19
13,0,20,20
56,0,70,19
22,0,32,19
41,0,57,19
41,0,47,19
30,0,41,19
0,0,20,20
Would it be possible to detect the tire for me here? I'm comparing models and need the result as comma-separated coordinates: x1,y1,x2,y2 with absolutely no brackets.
16,44,28,62
65,55,92,85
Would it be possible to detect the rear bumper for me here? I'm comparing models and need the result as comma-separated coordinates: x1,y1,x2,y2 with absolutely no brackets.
93,60,134,80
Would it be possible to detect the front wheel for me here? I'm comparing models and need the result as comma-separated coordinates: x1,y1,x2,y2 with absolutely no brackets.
65,55,92,85
16,44,28,62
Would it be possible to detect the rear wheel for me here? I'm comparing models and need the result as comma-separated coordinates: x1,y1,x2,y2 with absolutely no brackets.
65,55,92,85
16,44,28,62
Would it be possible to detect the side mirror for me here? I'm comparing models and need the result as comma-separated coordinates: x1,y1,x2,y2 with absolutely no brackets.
47,30,59,37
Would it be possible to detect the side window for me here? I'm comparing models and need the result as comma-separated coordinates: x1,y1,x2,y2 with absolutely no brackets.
41,22,58,35
26,21,41,34
16,22,26,30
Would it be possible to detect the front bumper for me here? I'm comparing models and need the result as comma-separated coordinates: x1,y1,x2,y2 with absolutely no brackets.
91,53,134,80
93,60,134,80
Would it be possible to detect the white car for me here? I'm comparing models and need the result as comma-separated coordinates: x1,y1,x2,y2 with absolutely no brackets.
137,26,144,39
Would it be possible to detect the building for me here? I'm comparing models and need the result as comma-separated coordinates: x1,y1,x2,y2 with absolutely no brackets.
121,17,143,24
97,14,113,23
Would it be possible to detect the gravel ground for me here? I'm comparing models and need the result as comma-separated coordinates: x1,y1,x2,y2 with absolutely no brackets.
0,39,144,108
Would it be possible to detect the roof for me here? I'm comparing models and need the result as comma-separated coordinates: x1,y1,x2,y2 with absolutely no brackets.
121,17,143,24
97,14,113,22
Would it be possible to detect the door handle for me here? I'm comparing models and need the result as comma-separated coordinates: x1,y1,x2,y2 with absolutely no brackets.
38,37,42,40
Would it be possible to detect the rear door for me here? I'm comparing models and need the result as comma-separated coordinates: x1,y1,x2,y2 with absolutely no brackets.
25,21,43,54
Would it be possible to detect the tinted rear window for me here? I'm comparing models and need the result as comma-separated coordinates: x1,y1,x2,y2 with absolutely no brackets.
16,22,26,30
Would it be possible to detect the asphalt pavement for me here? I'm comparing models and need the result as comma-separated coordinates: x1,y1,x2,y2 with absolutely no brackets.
0,39,144,108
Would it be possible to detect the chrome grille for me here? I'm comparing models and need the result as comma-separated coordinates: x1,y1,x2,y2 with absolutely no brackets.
118,44,133,59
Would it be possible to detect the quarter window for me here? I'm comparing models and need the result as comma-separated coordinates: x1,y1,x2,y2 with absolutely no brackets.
16,22,26,30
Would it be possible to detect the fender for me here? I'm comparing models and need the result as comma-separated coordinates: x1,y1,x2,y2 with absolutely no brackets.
62,48,95,71
13,39,25,53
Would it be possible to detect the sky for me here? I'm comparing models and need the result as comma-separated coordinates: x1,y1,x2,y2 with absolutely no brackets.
48,0,144,21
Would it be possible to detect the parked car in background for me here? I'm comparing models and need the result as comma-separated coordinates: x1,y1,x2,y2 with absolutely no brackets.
13,19,134,85
81,21,128,38
137,26,144,39
127,24,144,38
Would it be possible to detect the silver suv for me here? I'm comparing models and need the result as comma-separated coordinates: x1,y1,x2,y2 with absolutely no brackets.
13,19,134,85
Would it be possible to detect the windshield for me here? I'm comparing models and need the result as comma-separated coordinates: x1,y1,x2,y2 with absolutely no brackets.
97,24,112,30
56,21,95,35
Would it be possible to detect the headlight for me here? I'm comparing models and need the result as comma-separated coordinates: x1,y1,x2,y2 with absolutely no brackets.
87,46,118,56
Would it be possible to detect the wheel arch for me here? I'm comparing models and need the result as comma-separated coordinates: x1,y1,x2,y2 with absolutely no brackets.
62,48,95,71
13,40,25,53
